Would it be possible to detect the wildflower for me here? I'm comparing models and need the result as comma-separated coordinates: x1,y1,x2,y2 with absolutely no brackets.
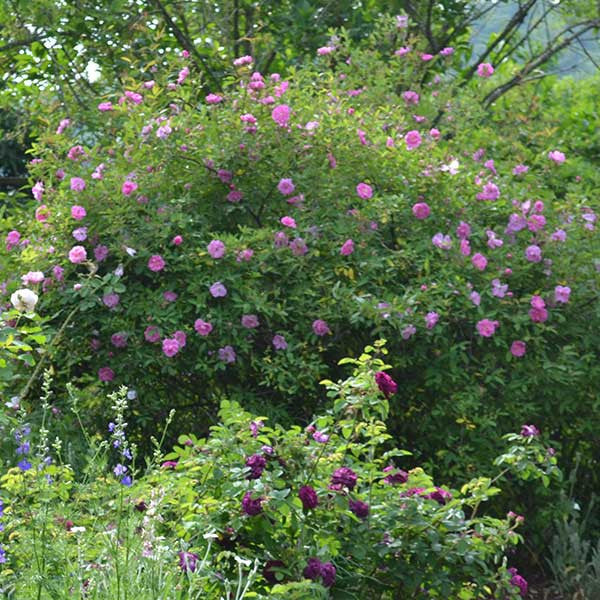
317,46,335,55
476,181,500,201
111,333,128,348
313,431,329,443
440,47,454,56
426,487,452,505
456,221,471,239
94,245,109,261
233,55,253,67
98,101,113,111
172,235,183,245
402,91,419,105
206,93,223,104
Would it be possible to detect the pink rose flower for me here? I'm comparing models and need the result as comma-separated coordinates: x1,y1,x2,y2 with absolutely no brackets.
122,180,138,196
70,177,86,192
476,319,499,337
425,311,439,329
471,253,488,271
356,182,373,199
194,319,213,336
207,239,226,258
148,255,165,272
405,130,422,150
477,63,494,77
68,245,87,264
271,104,290,127
510,341,527,357
554,285,571,303
412,202,430,219
548,150,565,164
162,338,180,357
272,334,287,350
312,319,330,336
144,325,161,343
277,178,295,195
98,367,115,382
172,235,183,245
209,281,227,297
340,239,354,256
525,245,542,263
280,216,296,228
241,314,259,328
71,205,87,220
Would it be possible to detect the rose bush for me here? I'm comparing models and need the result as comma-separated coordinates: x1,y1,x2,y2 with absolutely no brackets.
1,17,598,529
0,343,560,598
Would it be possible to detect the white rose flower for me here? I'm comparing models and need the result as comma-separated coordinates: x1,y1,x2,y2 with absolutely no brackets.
10,288,39,312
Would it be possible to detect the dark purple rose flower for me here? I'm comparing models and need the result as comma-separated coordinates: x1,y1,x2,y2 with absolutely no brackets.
245,454,267,479
399,487,427,498
348,498,370,519
303,558,323,581
298,485,319,509
383,466,409,485
242,491,264,516
262,559,285,584
303,558,336,588
508,567,528,597
178,551,199,572
425,487,452,505
320,562,336,588
330,467,357,491
521,424,540,437
375,371,397,396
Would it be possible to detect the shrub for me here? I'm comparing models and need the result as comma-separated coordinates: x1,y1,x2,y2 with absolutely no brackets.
0,343,559,598
1,16,597,533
